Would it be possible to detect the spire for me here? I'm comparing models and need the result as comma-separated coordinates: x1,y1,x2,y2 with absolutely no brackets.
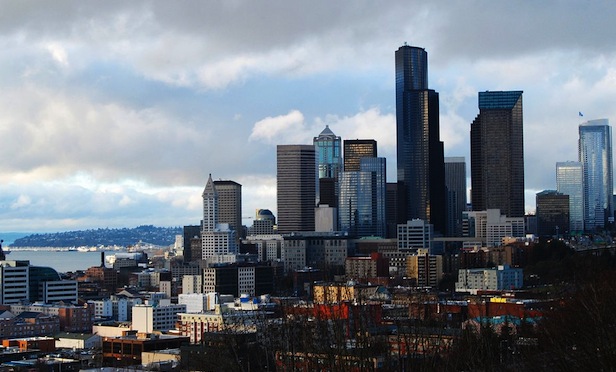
202,174,218,232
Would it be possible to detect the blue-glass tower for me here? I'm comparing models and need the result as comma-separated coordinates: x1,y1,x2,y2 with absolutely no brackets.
579,119,613,230
395,44,446,233
556,161,584,233
314,125,342,207
338,157,386,238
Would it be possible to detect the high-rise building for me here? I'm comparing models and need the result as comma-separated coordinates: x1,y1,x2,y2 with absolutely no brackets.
343,139,377,172
470,90,525,217
338,157,387,238
339,169,381,238
445,157,467,236
201,174,237,263
314,125,342,179
536,190,569,237
395,44,446,233
556,161,584,233
213,180,242,238
385,182,401,238
579,119,613,230
277,145,316,233
314,126,342,205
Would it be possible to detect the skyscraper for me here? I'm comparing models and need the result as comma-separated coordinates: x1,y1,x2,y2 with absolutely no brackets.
470,90,525,217
213,180,242,239
556,161,584,233
579,119,613,230
314,125,342,207
445,157,467,237
344,139,377,172
201,174,237,263
338,157,386,238
277,145,316,233
395,44,446,233
314,125,342,179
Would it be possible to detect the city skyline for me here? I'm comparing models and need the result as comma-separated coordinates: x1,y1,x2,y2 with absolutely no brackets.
1,2,616,232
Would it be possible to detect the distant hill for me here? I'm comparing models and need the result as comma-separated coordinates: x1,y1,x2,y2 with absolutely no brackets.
10,225,182,247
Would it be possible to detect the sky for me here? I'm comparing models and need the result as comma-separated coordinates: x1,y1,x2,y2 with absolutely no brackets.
1,1,616,233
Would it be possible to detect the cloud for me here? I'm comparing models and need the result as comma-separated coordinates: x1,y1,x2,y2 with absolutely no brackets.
249,110,306,144
45,42,69,67
0,1,615,229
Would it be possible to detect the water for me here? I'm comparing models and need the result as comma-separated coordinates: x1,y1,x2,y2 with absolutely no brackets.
5,249,115,273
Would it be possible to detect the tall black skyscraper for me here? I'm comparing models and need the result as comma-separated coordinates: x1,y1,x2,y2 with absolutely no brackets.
395,44,446,233
445,157,467,237
470,91,524,217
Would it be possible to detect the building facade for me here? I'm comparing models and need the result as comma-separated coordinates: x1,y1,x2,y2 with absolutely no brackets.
536,190,570,237
277,145,316,233
338,157,387,238
579,119,613,230
556,161,584,233
470,90,525,217
0,260,29,304
314,125,342,206
132,302,187,333
455,265,523,294
213,180,243,238
445,157,467,237
202,174,238,263
343,139,377,172
462,209,525,248
406,250,443,288
397,219,433,252
395,44,446,234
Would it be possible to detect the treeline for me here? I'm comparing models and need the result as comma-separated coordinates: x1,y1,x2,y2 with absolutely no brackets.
10,225,181,247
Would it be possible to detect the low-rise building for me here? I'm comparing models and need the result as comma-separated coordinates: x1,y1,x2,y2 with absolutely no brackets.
102,332,189,366
0,311,60,339
54,332,102,349
345,252,389,282
132,302,187,333
455,264,523,294
9,303,93,332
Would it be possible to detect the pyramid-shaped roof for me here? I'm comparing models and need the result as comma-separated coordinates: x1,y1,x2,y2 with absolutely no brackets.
202,173,217,197
317,125,337,138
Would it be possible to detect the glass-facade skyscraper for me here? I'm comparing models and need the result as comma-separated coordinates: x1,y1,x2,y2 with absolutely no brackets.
344,139,377,172
338,157,386,238
314,125,342,179
579,119,613,230
395,44,446,233
470,90,525,218
556,161,584,233
314,126,342,206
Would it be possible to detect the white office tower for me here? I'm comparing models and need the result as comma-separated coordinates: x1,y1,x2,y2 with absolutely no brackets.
462,209,525,247
201,174,238,264
178,293,209,313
